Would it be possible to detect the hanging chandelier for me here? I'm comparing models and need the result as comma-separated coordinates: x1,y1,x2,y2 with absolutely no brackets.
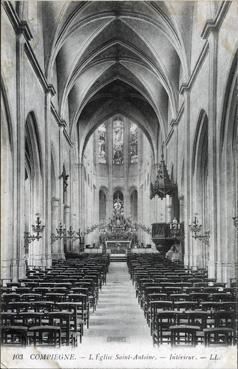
150,144,177,200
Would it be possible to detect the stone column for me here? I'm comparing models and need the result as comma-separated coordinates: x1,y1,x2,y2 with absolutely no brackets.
183,90,192,268
51,197,62,259
77,163,84,232
71,162,80,252
124,119,130,217
58,126,65,259
12,33,26,280
42,90,53,268
137,184,142,243
72,164,79,229
68,151,76,253
94,187,99,225
179,196,184,222
64,204,70,253
166,195,173,223
107,120,113,218
207,30,218,279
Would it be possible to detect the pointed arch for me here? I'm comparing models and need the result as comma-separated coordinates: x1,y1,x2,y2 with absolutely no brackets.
1,75,13,152
192,110,208,177
1,76,14,280
218,51,238,282
24,112,44,265
25,112,43,179
219,50,238,152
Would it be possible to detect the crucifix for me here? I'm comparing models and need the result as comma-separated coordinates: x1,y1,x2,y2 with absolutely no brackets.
60,166,69,193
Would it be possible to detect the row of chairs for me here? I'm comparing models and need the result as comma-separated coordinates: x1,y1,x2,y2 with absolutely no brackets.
1,254,110,346
152,310,236,346
127,254,237,346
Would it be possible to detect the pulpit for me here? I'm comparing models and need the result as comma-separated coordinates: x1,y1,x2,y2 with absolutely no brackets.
151,223,175,257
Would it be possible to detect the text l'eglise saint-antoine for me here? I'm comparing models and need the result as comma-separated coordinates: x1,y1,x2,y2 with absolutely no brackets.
89,353,156,361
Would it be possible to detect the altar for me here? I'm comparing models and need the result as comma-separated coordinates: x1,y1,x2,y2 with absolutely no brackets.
99,194,137,255
105,240,131,254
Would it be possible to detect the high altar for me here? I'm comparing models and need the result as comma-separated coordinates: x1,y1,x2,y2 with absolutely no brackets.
99,195,136,255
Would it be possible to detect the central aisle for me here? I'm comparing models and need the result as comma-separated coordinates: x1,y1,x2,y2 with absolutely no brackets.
83,262,152,346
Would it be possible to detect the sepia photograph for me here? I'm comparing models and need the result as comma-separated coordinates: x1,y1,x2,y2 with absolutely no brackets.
1,1,237,368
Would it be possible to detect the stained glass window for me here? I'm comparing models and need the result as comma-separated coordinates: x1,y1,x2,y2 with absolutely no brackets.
129,123,138,163
97,123,107,163
113,118,124,165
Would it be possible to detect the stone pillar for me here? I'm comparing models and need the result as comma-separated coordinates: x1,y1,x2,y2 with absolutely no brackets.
183,90,192,268
51,197,62,259
166,195,173,223
72,164,79,228
42,90,53,268
93,185,99,225
64,204,70,253
107,120,113,218
70,163,80,253
152,197,157,223
207,30,218,279
179,196,184,222
71,213,79,254
12,33,26,281
124,119,130,217
58,126,65,259
1,83,14,283
138,184,143,243
77,163,84,232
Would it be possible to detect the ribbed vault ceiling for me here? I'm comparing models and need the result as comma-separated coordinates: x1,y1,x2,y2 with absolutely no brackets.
42,1,193,159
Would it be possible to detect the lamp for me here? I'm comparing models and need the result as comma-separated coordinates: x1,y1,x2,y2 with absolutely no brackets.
189,215,210,245
51,221,101,243
24,215,45,246
51,222,66,243
51,223,81,243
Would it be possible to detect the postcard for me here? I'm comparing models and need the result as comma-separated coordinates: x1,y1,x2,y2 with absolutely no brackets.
1,1,237,368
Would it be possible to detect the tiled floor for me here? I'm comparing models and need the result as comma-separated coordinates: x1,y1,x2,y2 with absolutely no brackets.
83,262,152,346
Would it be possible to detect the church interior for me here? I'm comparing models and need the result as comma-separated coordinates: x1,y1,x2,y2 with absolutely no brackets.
1,0,238,350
